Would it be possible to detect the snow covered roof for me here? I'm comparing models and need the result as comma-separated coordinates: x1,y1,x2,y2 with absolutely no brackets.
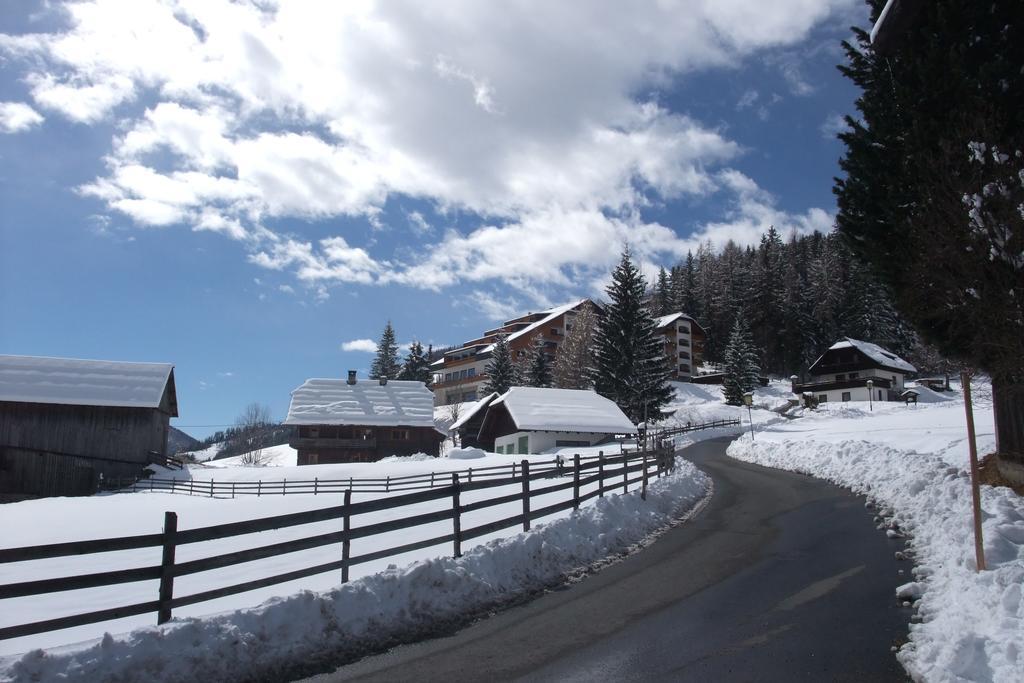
284,379,437,427
653,311,701,330
0,354,176,413
489,387,637,434
449,392,499,432
480,300,586,353
811,338,916,374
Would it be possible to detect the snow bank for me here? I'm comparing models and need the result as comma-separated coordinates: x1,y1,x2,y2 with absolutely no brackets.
1,461,710,683
727,438,1024,683
446,447,487,460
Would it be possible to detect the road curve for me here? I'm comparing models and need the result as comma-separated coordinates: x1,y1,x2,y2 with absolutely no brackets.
299,437,909,682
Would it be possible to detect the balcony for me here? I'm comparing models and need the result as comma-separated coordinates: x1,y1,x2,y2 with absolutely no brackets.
794,377,892,394
291,437,377,450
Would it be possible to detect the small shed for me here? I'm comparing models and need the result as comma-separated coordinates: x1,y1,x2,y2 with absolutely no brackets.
476,387,636,455
285,372,445,464
448,392,499,449
0,355,178,500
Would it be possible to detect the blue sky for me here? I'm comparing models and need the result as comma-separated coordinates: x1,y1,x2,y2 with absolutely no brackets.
0,0,868,438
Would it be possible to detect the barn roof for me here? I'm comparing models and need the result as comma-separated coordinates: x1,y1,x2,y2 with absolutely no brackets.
0,354,177,414
449,392,499,432
284,378,437,428
488,387,637,434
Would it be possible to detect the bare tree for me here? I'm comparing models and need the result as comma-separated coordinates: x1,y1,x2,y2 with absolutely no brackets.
236,402,273,466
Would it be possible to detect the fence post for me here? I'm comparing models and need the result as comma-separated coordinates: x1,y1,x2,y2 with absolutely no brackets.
342,489,352,583
150,477,154,492
512,461,517,480
521,460,531,531
468,467,473,483
642,453,648,501
283,478,287,495
209,479,214,498
171,478,175,494
622,453,628,494
257,480,262,497
232,482,236,499
157,511,177,625
188,479,194,496
573,454,580,510
431,471,435,488
452,473,462,558
314,477,319,495
386,476,390,493
598,452,605,497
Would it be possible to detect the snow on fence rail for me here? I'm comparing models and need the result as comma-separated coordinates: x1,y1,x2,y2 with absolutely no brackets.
0,448,674,644
101,419,740,497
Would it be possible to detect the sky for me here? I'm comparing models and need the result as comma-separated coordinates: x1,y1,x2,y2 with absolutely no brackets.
0,0,871,438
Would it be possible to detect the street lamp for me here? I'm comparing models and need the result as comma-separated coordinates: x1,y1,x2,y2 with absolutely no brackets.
867,379,874,412
742,391,754,441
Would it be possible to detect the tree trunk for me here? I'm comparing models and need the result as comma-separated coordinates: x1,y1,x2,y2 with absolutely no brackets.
991,375,1024,465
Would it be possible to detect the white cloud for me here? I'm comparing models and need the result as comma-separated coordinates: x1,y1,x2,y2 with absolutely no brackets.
736,89,758,109
0,101,44,132
406,210,432,235
340,338,378,353
466,291,524,322
819,112,851,140
0,0,854,293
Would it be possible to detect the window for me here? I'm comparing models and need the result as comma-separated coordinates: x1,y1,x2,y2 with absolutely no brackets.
835,374,846,381
306,453,319,465
679,363,691,372
391,429,410,440
818,394,827,403
468,367,476,377
678,325,689,334
679,339,690,347
445,373,453,382
518,435,529,453
495,445,504,454
462,391,477,402
849,372,859,379
841,392,851,402
878,390,883,400
551,327,559,335
679,351,690,360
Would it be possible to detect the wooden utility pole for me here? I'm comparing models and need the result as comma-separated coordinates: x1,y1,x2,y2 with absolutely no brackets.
961,372,986,571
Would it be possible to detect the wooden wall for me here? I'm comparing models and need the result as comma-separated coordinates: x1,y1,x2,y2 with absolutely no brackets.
0,401,172,499
296,425,443,465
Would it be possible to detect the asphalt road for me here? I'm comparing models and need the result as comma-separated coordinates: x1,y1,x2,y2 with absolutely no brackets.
300,437,910,682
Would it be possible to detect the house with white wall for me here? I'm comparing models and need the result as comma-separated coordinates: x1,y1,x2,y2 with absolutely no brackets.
475,387,636,455
794,338,916,404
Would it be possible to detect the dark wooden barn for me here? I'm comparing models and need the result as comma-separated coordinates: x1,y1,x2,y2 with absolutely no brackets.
0,355,178,501
285,372,444,464
448,391,498,450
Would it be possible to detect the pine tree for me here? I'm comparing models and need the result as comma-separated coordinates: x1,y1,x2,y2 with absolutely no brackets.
524,335,552,388
836,0,1024,461
398,340,432,385
654,267,672,316
722,316,761,406
482,334,518,395
369,321,401,380
553,303,597,389
592,248,674,424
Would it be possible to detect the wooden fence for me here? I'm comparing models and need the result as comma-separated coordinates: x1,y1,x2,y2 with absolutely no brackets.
0,448,675,643
104,419,740,497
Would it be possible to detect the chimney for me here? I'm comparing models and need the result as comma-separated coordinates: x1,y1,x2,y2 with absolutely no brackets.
347,370,357,385
379,377,388,386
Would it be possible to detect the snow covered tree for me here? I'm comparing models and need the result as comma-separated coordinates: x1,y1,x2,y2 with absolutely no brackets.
482,334,518,395
654,266,672,316
592,248,674,424
524,335,552,388
369,321,401,380
836,0,1024,464
722,316,761,406
553,303,597,390
398,340,432,386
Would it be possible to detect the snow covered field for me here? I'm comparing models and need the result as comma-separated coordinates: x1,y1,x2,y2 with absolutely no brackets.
728,379,1023,683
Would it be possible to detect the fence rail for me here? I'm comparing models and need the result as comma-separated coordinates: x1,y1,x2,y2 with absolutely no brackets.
0,448,675,643
102,419,740,497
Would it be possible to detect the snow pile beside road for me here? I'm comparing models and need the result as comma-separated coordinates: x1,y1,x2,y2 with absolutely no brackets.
2,461,710,683
727,438,1024,683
